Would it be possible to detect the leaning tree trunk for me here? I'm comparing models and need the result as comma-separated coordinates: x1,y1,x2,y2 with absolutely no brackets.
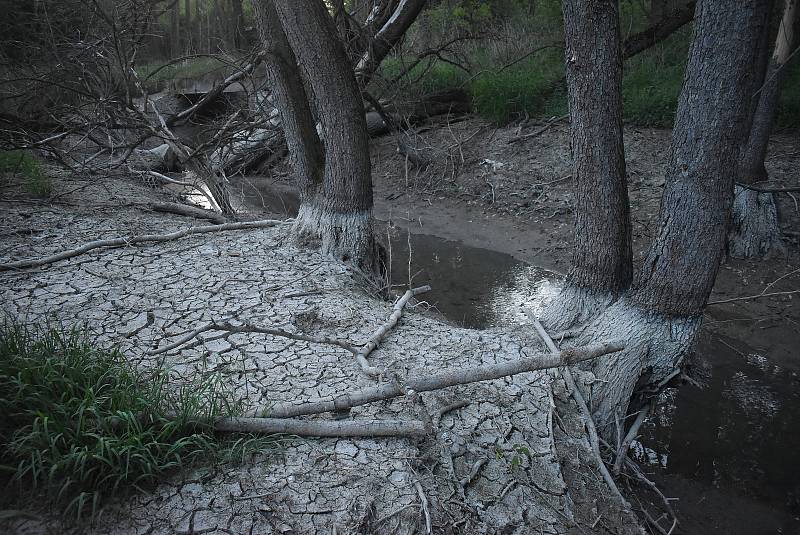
729,0,795,258
568,0,770,438
271,0,382,274
541,0,632,331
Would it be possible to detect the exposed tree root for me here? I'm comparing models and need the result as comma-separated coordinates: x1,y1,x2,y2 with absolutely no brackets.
257,340,624,418
0,220,286,271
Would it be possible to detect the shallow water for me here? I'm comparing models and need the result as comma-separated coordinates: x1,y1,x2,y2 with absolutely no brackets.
390,232,800,533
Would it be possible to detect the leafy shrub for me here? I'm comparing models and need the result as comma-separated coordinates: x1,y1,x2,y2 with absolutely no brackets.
0,150,51,197
0,322,269,520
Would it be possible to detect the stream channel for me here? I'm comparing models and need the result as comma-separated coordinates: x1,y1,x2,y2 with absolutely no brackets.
184,176,800,534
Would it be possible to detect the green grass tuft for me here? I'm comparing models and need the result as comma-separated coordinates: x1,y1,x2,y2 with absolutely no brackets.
0,150,51,197
0,322,271,520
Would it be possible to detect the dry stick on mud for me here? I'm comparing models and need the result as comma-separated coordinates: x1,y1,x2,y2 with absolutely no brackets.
256,341,624,418
149,202,227,224
213,417,427,437
529,317,631,510
0,220,287,271
147,321,354,356
355,285,431,376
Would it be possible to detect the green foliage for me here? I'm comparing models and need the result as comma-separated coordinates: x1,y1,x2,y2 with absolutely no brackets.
0,150,51,197
469,51,565,124
0,322,271,520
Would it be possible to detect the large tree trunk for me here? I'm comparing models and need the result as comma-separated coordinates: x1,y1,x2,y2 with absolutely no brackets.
269,0,382,274
564,0,770,437
729,0,795,258
542,0,632,331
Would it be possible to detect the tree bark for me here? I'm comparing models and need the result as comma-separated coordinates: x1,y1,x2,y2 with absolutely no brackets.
271,0,382,273
564,0,771,437
729,0,795,258
355,0,427,85
541,0,632,330
251,0,324,202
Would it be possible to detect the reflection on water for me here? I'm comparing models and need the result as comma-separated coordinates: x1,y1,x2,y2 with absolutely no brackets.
387,231,560,329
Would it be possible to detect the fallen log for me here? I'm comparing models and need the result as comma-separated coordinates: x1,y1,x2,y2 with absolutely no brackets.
213,417,427,437
256,340,624,418
0,220,285,271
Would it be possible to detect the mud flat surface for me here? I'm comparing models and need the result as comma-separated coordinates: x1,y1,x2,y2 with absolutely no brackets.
0,175,638,534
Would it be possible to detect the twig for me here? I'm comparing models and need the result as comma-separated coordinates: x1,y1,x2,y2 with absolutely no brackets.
707,289,799,306
459,458,487,489
414,480,432,534
736,182,800,193
508,114,569,144
149,202,227,224
528,316,631,510
257,341,624,418
613,404,650,475
0,220,286,271
147,321,354,356
354,285,431,376
213,417,427,437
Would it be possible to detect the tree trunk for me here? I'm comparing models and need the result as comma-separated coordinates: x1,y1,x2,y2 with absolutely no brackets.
269,0,382,274
541,0,632,331
251,0,324,199
729,0,795,258
170,2,180,57
566,0,770,437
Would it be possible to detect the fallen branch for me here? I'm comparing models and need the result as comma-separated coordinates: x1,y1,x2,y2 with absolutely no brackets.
257,340,624,418
213,416,427,437
147,321,354,356
0,220,285,271
149,202,227,224
354,285,431,376
612,403,650,475
529,316,631,510
707,289,799,305
508,114,569,144
736,182,800,193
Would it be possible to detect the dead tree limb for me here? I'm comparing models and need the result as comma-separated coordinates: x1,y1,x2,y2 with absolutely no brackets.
257,340,624,418
0,220,285,271
166,51,266,127
149,202,227,224
147,320,354,356
213,416,427,437
355,285,431,376
529,317,631,510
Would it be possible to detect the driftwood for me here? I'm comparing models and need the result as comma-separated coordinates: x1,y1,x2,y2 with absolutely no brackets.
256,340,624,418
150,202,227,224
213,417,427,437
0,220,285,271
529,317,631,510
355,285,431,376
